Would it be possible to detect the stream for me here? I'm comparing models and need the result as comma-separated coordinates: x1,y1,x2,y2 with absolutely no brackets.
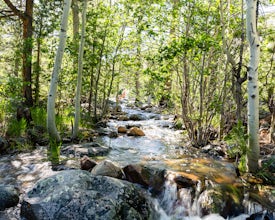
0,102,274,219
98,104,237,183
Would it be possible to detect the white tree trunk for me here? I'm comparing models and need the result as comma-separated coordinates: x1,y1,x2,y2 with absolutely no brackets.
47,0,72,142
72,0,88,138
246,0,260,173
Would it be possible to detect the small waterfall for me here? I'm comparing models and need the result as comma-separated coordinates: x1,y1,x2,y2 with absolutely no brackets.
156,172,202,219
154,172,261,220
242,192,275,219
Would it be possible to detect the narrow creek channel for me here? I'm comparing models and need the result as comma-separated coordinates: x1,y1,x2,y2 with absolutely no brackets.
0,102,274,219
99,104,237,184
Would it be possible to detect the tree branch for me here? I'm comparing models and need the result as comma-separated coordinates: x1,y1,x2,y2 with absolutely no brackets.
3,0,25,19
0,10,16,19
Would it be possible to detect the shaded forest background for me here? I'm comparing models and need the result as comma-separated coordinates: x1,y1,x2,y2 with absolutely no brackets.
0,0,275,162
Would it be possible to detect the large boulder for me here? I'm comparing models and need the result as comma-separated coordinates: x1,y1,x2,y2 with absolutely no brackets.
0,185,19,211
21,170,158,220
197,184,244,218
61,142,110,157
129,114,147,121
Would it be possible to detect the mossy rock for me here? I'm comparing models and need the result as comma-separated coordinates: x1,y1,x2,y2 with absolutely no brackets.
198,184,244,218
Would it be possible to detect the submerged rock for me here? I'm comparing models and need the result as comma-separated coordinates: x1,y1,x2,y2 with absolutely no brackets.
129,114,147,121
127,127,145,136
0,185,19,211
61,142,110,157
21,170,158,220
174,175,197,189
201,144,226,158
247,210,274,220
117,126,127,133
108,131,119,138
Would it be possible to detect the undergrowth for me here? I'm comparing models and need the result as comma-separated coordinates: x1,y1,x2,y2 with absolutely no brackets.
224,121,248,173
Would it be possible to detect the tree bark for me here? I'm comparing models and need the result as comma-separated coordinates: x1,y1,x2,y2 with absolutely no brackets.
72,0,88,139
71,0,79,43
246,0,260,173
47,0,72,143
269,95,275,143
34,25,42,105
3,0,34,107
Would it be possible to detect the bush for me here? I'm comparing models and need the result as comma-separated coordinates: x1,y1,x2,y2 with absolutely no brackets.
31,107,47,127
224,121,248,173
6,118,27,137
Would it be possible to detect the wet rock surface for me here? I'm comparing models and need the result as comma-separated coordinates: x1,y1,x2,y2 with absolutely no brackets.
123,164,166,193
127,127,145,136
0,137,9,154
21,170,158,220
80,155,97,171
61,142,110,157
0,185,19,211
198,184,244,218
91,160,123,179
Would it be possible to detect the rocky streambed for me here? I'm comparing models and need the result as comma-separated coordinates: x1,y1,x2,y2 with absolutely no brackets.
0,103,274,219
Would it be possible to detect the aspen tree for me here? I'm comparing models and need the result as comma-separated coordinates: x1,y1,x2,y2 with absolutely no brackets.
246,0,260,172
47,0,72,158
72,0,88,139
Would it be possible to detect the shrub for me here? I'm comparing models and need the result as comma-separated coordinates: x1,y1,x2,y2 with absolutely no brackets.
224,121,248,173
6,118,27,137
31,107,47,127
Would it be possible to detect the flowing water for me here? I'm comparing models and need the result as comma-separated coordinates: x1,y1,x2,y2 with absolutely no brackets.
0,103,274,219
98,104,238,183
97,103,274,219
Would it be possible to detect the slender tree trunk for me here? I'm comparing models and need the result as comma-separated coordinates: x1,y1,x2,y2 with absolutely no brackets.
135,16,142,104
71,0,79,75
72,0,87,139
135,44,141,104
94,30,107,121
22,0,33,107
88,64,94,113
246,0,260,173
34,36,41,105
34,19,43,105
47,0,72,144
269,95,275,143
4,0,34,107
72,0,79,42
